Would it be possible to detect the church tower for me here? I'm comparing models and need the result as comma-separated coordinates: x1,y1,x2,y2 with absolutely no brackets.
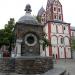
43,0,71,59
46,0,63,22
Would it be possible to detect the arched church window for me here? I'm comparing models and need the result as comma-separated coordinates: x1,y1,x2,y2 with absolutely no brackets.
54,15,56,19
64,26,66,30
59,16,61,20
42,18,44,21
54,7,56,11
61,38,64,44
58,8,60,12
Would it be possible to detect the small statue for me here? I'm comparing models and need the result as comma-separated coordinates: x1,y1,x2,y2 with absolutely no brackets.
25,4,32,13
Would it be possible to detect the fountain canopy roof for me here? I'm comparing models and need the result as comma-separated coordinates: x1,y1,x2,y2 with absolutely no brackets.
17,4,40,25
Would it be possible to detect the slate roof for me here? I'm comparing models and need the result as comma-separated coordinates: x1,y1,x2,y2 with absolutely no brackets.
17,4,40,25
46,20,70,25
37,7,45,16
71,27,75,31
18,13,39,25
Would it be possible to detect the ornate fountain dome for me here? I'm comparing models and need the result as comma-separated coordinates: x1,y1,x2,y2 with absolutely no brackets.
18,4,39,25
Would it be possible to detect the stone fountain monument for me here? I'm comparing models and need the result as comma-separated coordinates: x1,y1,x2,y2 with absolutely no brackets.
0,4,66,75
14,4,53,74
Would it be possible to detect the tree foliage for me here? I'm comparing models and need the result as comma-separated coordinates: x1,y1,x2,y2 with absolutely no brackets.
71,38,75,50
0,18,15,51
36,16,41,23
40,32,51,50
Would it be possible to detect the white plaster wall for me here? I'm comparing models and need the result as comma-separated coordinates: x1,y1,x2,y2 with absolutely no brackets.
63,25,69,34
44,24,48,39
58,36,63,45
57,25,63,33
52,46,58,58
59,47,65,58
66,47,71,58
44,24,48,34
51,36,57,45
64,37,69,46
46,46,49,56
51,24,57,33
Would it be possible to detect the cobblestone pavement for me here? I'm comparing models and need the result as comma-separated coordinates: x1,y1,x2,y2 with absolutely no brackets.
54,59,75,75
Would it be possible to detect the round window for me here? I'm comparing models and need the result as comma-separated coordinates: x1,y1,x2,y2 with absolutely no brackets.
25,33,37,46
27,36,34,44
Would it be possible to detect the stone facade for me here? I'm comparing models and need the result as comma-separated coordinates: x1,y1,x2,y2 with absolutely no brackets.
0,57,53,74
3,4,53,74
15,23,44,56
15,57,53,74
0,58,15,73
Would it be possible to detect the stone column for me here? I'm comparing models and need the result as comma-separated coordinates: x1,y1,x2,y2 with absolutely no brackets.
39,40,45,56
16,39,22,57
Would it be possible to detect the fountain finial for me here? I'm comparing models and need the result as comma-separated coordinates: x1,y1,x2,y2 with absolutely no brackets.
25,4,32,13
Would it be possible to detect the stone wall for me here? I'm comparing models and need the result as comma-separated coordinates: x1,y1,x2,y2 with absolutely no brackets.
0,58,15,73
15,56,53,74
0,57,53,74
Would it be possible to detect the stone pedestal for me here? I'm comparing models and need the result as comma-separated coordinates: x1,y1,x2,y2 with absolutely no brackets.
15,56,53,74
16,39,22,57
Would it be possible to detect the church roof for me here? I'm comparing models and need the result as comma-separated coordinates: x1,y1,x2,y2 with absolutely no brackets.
37,7,45,16
46,20,70,24
71,27,75,31
18,13,39,25
17,4,40,25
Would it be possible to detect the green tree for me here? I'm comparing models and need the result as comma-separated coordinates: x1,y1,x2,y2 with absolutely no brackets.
40,32,51,50
36,16,41,23
4,18,15,53
0,18,15,53
71,38,75,50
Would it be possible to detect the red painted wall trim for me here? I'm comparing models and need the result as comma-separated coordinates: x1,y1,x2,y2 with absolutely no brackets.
48,22,52,56
68,24,72,58
61,5,63,21
58,47,60,58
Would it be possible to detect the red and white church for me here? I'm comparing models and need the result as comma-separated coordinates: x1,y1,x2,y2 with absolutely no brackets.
38,0,71,58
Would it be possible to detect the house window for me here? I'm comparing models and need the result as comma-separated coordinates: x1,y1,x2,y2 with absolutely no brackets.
61,38,64,44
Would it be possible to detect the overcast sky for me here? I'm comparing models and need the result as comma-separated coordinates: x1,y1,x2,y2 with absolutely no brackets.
0,0,75,29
